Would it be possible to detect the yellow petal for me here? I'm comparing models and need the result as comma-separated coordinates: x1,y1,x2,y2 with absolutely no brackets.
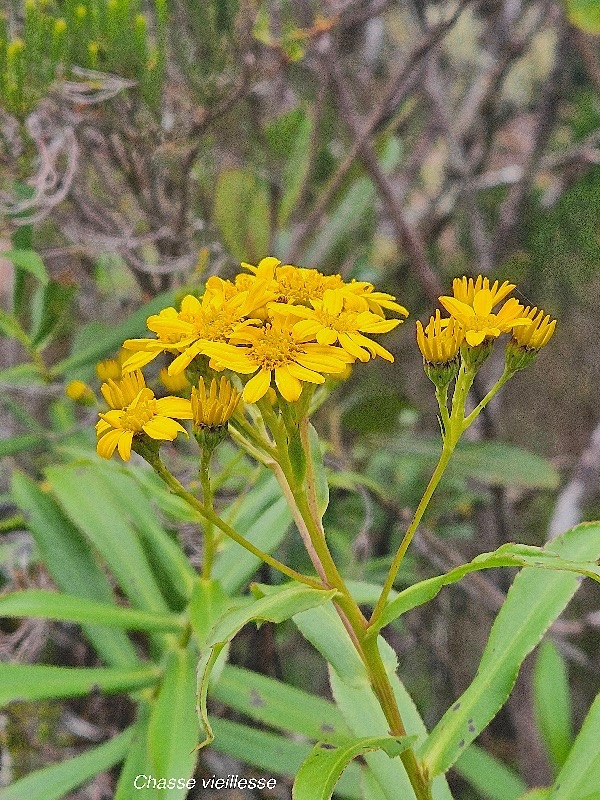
155,397,194,419
96,429,122,459
243,369,271,403
275,366,303,402
465,330,487,347
472,289,494,317
117,430,134,461
142,416,187,440
316,328,338,345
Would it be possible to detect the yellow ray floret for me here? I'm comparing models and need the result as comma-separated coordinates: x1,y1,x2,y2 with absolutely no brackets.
191,377,241,428
439,288,531,347
274,288,402,363
96,371,192,461
451,275,516,309
511,306,556,350
122,277,270,375
201,314,353,404
416,311,464,363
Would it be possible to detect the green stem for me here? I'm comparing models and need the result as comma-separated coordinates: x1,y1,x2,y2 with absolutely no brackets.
435,384,450,435
0,514,27,533
462,368,511,431
369,439,455,627
199,449,214,580
149,455,323,590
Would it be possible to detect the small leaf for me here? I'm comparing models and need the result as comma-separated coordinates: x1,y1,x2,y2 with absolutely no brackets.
534,641,573,772
0,726,134,800
148,648,198,797
195,583,337,750
0,309,30,347
308,423,329,517
0,433,46,458
0,590,184,632
0,663,160,706
293,736,416,800
30,280,76,347
213,169,271,262
375,542,600,631
1,248,48,285
11,471,140,668
289,428,307,484
455,743,527,800
548,692,600,799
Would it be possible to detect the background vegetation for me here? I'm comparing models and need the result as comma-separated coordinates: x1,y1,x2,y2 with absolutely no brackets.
1,1,600,798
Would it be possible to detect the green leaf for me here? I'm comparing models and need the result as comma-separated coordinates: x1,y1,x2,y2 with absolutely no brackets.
213,168,271,262
30,280,76,347
454,744,527,800
534,641,573,772
303,137,402,265
277,109,313,227
0,362,43,386
0,433,46,458
11,471,140,668
89,461,196,606
1,248,48,285
309,422,329,517
375,542,600,631
566,0,600,33
113,704,159,800
210,718,362,798
0,663,160,706
289,428,308,484
49,290,176,377
196,583,337,750
46,464,170,614
212,663,352,744
420,523,600,778
391,437,559,490
0,590,184,632
0,308,30,347
148,648,199,797
0,726,134,800
548,692,600,799
293,736,416,800
213,475,292,594
189,578,230,647
517,792,551,800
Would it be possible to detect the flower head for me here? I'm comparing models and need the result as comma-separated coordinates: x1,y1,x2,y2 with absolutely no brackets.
510,306,556,350
66,380,96,405
96,370,192,461
202,313,353,403
451,276,516,309
274,288,403,363
159,367,191,394
439,289,531,347
416,311,463,364
191,377,240,429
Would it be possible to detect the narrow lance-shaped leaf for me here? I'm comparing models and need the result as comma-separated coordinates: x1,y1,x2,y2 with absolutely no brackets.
0,726,134,800
547,692,600,800
0,663,160,706
374,542,600,631
195,583,337,750
293,735,416,800
533,641,573,773
420,522,600,778
0,590,185,633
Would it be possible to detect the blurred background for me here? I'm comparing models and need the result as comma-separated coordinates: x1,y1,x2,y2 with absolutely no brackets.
1,1,600,798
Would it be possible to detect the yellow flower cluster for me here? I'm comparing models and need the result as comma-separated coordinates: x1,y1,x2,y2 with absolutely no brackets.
95,257,406,461
122,257,407,404
417,276,556,365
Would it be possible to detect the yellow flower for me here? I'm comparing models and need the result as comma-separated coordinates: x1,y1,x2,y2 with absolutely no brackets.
201,314,353,403
96,349,128,381
439,289,531,347
276,288,402,362
510,306,556,350
242,257,344,306
191,377,240,428
96,371,192,461
451,275,516,309
416,311,464,363
159,367,191,393
65,380,96,405
122,278,269,376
